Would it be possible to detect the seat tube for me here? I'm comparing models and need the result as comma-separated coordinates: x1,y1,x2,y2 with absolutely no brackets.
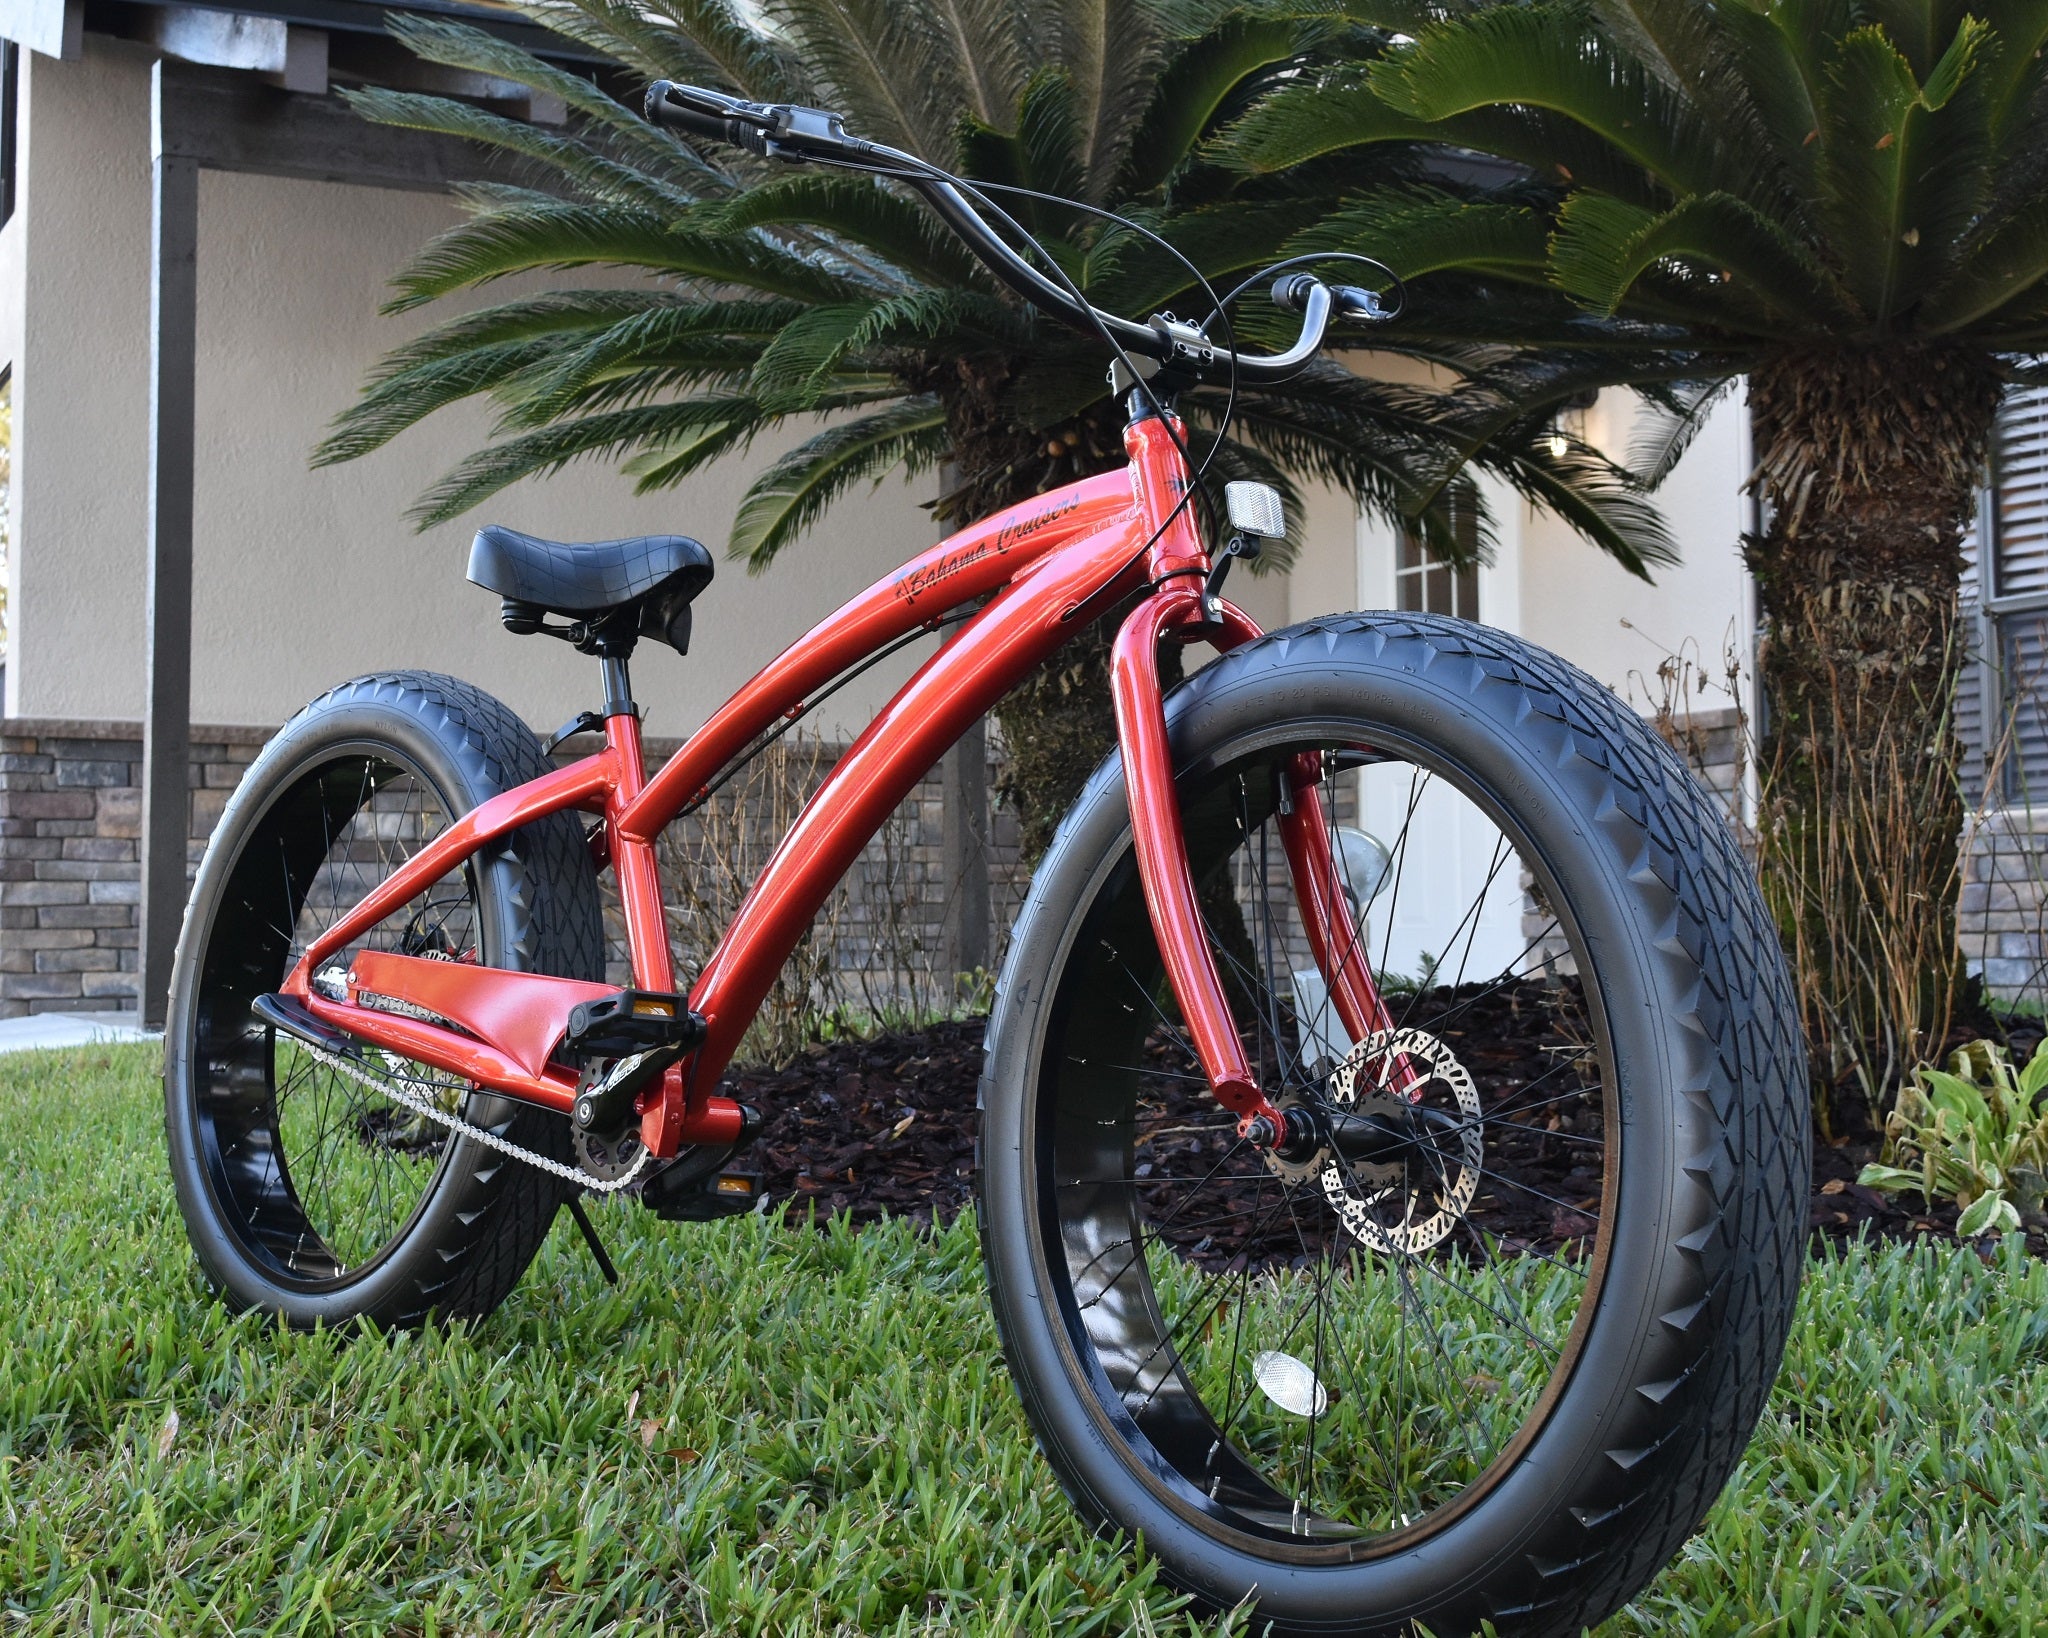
603,700,676,995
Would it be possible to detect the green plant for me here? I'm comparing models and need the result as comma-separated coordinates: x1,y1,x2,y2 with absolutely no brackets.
1221,0,2048,1104
1859,1038,2048,1235
12,1046,2048,1632
319,0,1672,857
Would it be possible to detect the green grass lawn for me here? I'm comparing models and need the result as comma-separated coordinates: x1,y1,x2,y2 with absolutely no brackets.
2,1046,2045,1637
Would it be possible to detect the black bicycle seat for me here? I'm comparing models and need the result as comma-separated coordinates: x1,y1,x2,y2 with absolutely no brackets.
468,525,713,616
468,525,714,654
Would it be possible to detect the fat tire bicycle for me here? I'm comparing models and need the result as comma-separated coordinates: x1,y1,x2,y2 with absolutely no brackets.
163,83,1810,1638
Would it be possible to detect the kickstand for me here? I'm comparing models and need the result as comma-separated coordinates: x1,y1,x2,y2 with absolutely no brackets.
565,1193,620,1286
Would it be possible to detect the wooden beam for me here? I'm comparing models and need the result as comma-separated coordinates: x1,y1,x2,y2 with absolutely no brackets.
0,0,79,58
155,57,525,191
141,60,198,1030
942,718,991,988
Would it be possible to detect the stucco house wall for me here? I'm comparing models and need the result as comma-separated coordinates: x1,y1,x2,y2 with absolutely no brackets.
0,31,1760,1016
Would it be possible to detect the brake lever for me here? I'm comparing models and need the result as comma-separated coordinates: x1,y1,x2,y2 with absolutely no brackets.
1271,273,1392,324
1330,285,1392,323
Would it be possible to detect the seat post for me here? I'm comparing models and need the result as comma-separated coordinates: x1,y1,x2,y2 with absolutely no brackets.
600,655,636,720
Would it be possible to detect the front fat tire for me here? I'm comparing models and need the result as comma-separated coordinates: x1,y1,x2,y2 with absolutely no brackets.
163,671,605,1330
976,614,1809,1637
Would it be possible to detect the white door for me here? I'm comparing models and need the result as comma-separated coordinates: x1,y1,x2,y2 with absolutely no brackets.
1352,492,1528,988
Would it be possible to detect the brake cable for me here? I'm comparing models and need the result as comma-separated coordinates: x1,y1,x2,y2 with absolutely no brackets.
795,149,1235,575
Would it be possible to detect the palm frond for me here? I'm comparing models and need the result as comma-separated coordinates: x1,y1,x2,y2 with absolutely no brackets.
316,340,563,466
1548,190,1856,325
921,0,1029,125
769,0,963,159
503,298,816,424
1922,204,2048,332
1368,4,1729,198
341,87,697,212
1285,187,1551,284
382,199,866,312
520,0,812,101
410,399,765,525
700,174,988,288
746,304,887,412
1479,426,1676,578
730,397,952,567
1121,9,1312,194
1210,70,1435,172
1624,377,1734,489
321,293,722,465
1815,18,1994,326
1056,0,1168,198
387,15,715,188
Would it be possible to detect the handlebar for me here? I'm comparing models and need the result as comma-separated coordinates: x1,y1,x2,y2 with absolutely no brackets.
645,81,1390,388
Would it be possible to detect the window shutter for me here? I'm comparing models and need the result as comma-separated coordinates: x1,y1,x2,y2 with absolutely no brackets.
1996,390,2048,800
1994,388,2048,600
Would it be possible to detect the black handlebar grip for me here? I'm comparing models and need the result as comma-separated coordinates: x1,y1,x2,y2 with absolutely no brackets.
1271,272,1321,313
645,81,765,153
1330,284,1392,322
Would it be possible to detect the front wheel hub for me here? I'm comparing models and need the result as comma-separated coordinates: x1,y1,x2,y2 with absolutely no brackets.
1321,1028,1484,1253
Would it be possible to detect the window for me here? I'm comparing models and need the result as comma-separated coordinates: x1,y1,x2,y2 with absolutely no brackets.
1963,387,2048,803
0,41,15,230
1395,529,1479,619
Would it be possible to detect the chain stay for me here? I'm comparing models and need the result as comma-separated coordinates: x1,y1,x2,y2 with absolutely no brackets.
303,1041,651,1194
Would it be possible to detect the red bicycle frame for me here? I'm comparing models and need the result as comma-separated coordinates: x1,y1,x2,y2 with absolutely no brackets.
280,413,1391,1159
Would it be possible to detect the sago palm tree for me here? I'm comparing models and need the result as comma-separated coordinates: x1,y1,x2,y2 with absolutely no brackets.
1223,0,2048,1105
319,0,1670,856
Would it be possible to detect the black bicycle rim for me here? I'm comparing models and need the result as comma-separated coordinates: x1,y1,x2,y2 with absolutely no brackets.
1033,721,1620,1561
187,746,491,1290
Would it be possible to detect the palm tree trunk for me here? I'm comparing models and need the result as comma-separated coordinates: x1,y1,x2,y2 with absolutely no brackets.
1744,346,2002,1113
941,389,1132,860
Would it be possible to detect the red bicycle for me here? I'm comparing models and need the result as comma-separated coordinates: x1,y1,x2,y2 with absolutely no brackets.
165,84,1809,1638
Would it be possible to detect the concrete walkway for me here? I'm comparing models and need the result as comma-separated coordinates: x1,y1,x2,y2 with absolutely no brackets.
0,1012,159,1054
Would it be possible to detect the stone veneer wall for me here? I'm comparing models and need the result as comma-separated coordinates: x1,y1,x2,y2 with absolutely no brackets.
16,701,2046,1020
0,717,1025,1019
0,721,269,1017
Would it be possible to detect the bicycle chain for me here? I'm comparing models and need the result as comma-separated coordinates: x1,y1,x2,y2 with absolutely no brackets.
302,1041,652,1194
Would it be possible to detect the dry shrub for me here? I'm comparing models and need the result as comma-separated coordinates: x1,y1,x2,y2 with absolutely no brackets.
597,728,975,1067
1628,619,2048,1122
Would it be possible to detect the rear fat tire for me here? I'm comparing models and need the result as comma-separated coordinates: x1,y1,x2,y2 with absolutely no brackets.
163,671,605,1329
975,614,1809,1636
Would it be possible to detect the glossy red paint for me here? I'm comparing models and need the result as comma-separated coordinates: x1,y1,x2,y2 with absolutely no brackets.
680,508,1150,1094
282,415,1387,1161
346,950,616,1080
286,752,615,996
616,471,1133,846
1110,586,1275,1130
301,988,584,1112
1275,758,1406,1084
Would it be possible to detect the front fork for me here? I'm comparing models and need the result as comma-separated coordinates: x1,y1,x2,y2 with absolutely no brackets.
1109,586,1399,1141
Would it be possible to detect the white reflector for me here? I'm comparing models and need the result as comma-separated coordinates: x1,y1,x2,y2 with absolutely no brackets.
1252,1349,1329,1418
1224,481,1286,540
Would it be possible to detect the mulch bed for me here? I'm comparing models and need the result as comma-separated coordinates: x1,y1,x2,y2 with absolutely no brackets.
723,998,2048,1258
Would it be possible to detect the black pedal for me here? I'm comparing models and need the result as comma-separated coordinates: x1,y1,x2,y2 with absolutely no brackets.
564,989,706,1058
637,1105,764,1221
641,1164,763,1221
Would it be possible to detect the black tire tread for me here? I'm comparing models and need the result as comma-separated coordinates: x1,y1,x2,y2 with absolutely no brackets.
169,669,604,1329
977,612,1809,1637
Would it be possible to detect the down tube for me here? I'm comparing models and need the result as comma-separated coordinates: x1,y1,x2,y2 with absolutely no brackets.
684,524,1147,1089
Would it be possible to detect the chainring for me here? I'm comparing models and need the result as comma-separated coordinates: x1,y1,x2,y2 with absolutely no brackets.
572,1122,646,1183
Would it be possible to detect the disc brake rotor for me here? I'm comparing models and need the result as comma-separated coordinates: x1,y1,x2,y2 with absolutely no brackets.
1323,1027,1483,1253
